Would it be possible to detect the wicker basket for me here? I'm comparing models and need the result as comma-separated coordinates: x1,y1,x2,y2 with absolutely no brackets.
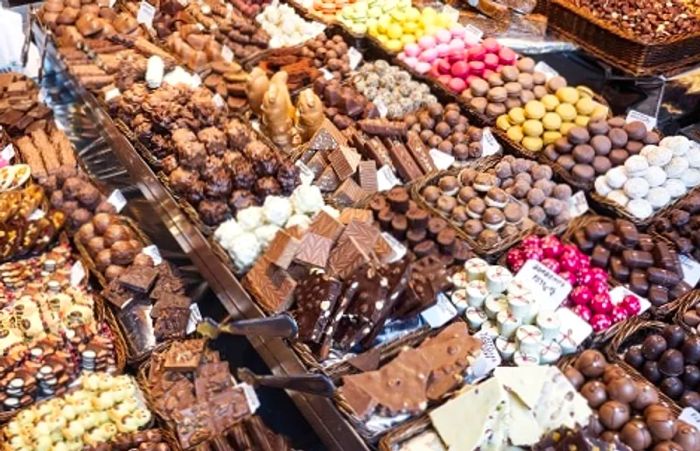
547,0,700,77
673,290,700,336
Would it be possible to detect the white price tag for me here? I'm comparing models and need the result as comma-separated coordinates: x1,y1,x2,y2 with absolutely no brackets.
464,24,483,43
442,4,460,24
534,61,559,81
421,293,458,329
109,0,116,7
1,144,15,162
141,245,163,265
609,286,651,314
375,99,388,118
28,209,45,221
626,110,657,131
136,1,156,27
212,93,225,109
295,160,315,185
186,303,203,334
376,165,400,191
239,382,261,413
429,148,455,170
514,260,572,312
70,261,86,287
348,46,362,70
481,127,501,156
680,407,700,430
681,255,700,287
568,191,589,218
470,332,501,381
556,307,592,347
381,231,407,263
221,45,234,62
320,68,334,80
107,189,127,213
104,87,121,102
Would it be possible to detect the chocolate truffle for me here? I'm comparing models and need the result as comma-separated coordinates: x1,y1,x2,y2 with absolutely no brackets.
659,349,685,377
683,365,700,389
625,347,645,369
564,366,585,389
660,377,684,399
647,407,679,441
674,422,700,451
581,380,608,408
664,325,687,348
603,365,627,384
682,336,700,364
631,382,659,411
653,441,684,451
643,361,663,384
642,335,668,361
620,419,653,450
576,350,607,378
606,376,639,404
599,400,630,430
681,392,700,411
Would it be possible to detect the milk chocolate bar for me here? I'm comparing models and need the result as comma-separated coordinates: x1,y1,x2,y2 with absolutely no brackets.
406,131,436,174
387,140,423,182
358,118,407,138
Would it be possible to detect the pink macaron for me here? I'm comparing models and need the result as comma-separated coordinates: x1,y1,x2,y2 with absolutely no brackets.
467,45,486,61
468,60,485,75
436,29,452,44
448,77,467,93
403,43,421,57
437,74,452,86
499,47,517,65
418,35,437,50
482,38,500,53
404,56,419,68
436,59,451,75
415,61,432,74
450,25,465,38
419,48,438,62
484,53,499,70
449,38,465,52
436,43,451,57
450,60,469,78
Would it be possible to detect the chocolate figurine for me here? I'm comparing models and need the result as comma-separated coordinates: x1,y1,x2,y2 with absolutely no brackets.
262,82,294,150
247,67,269,114
296,89,324,143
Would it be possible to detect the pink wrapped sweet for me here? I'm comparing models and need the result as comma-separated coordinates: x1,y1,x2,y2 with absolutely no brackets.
436,29,452,44
436,59,451,74
404,43,421,57
418,35,436,50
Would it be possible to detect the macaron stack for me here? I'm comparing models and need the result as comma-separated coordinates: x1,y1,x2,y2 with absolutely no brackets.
496,83,608,153
397,29,517,95
310,0,356,23
595,135,700,220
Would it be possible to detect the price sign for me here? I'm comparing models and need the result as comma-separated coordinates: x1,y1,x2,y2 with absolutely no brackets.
239,383,261,413
429,148,455,170
1,144,15,162
141,245,163,265
464,24,483,43
348,46,362,70
221,45,234,62
626,110,657,131
381,231,407,263
186,303,203,334
534,61,559,81
681,255,700,287
514,259,572,312
136,1,156,27
568,191,589,218
70,261,86,287
680,407,700,430
376,165,400,191
107,189,127,213
104,87,121,102
421,293,458,329
470,332,501,381
481,127,501,156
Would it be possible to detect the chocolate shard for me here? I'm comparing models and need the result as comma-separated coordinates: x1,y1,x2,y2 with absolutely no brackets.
292,269,343,343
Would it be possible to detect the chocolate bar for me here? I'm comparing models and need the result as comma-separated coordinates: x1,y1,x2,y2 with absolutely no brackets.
244,257,297,313
327,236,371,281
265,231,301,270
118,266,159,293
329,146,361,181
333,178,367,207
292,270,343,343
294,232,333,268
309,210,345,242
358,160,378,193
387,139,423,182
406,131,436,174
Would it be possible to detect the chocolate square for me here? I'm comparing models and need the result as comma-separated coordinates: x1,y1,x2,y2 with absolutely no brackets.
309,210,345,242
244,257,297,313
329,146,361,181
294,232,334,268
333,178,367,207
358,160,378,193
292,270,343,342
118,266,158,294
264,231,301,269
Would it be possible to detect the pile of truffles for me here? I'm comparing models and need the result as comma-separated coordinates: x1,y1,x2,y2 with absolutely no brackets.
490,156,577,229
496,84,608,153
570,217,692,306
565,349,700,450
544,117,661,188
230,0,270,17
255,3,325,48
649,191,700,262
419,167,531,250
625,324,700,410
202,61,249,111
404,102,484,163
298,33,354,81
76,212,145,281
312,78,379,130
594,136,700,220
46,169,117,229
351,60,437,119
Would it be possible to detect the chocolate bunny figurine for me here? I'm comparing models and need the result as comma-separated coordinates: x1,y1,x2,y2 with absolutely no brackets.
296,89,324,143
247,67,269,114
270,71,295,120
262,82,294,151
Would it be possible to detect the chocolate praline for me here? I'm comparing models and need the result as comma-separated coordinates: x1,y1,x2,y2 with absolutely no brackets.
659,349,685,377
683,365,700,389
643,361,663,384
581,380,607,408
606,376,639,404
659,376,684,399
422,186,441,203
646,407,679,441
682,336,700,364
631,382,659,411
575,349,607,378
674,422,700,451
681,391,700,411
599,400,631,430
603,364,627,384
625,347,645,369
653,441,684,451
663,325,686,349
642,334,668,361
564,366,585,389
620,419,653,450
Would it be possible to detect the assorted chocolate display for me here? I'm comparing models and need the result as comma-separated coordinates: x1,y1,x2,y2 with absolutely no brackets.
650,191,700,262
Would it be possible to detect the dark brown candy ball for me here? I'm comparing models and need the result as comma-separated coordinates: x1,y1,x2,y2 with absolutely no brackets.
684,365,700,389
681,391,700,411
606,376,639,404
642,334,668,361
599,400,631,430
659,349,685,377
642,361,663,384
625,347,645,369
581,380,608,408
682,336,700,364
660,377,684,399
620,419,653,450
663,325,687,349
575,349,607,378
631,382,659,411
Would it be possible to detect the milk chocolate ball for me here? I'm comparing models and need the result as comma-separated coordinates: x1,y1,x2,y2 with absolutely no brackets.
631,382,659,411
603,365,627,384
599,400,631,430
642,334,668,361
674,422,700,451
621,419,653,450
625,347,645,369
564,366,585,390
659,349,685,377
581,380,608,408
647,408,679,441
682,336,700,364
660,377,684,399
653,441,684,451
576,350,607,378
663,325,686,349
606,376,639,404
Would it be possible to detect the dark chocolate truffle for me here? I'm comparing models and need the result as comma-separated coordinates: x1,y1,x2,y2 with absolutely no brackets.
642,361,663,384
625,347,645,369
660,377,684,399
659,349,685,377
642,335,668,361
663,325,687,349
683,365,700,389
682,336,700,364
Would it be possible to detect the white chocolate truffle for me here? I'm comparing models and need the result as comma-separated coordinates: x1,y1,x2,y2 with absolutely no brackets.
688,145,700,168
623,177,650,199
594,177,612,196
229,232,262,271
681,168,700,188
605,166,628,189
214,219,244,249
664,156,690,178
255,224,281,247
236,206,264,231
646,146,673,167
660,135,690,156
640,144,659,158
663,178,688,198
646,187,671,209
624,155,649,176
607,189,629,207
627,198,654,219
285,214,312,230
320,205,340,218
262,196,292,227
291,185,324,215
644,165,667,187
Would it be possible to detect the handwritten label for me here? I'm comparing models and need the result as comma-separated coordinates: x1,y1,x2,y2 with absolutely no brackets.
609,286,651,314
514,259,572,312
104,87,121,102
377,165,400,191
568,191,589,218
239,383,261,413
348,46,362,70
1,144,15,162
681,255,700,287
381,231,407,264
212,93,225,109
186,303,203,334
70,261,86,287
221,45,234,62
136,1,156,27
141,245,163,266
295,160,315,186
375,98,388,118
470,332,501,381
107,189,127,213
464,24,483,43
320,68,334,80
481,127,501,156
680,407,700,430
534,61,559,81
429,148,455,170
626,110,657,131
421,293,458,329
556,307,592,347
